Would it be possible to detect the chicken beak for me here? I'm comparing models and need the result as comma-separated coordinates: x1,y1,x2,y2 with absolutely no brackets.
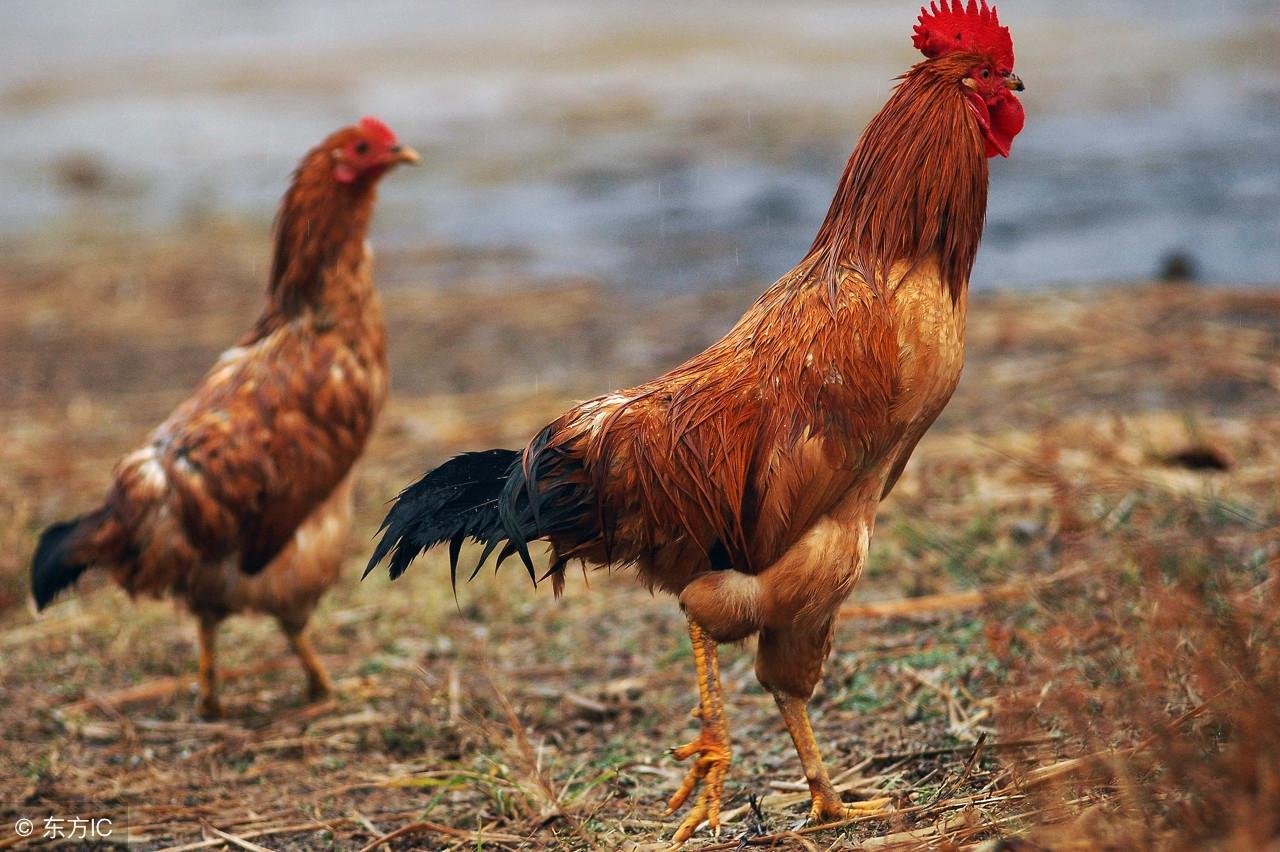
392,145,421,166
1005,73,1025,92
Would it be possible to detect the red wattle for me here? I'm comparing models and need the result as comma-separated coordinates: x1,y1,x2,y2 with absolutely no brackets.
968,89,1023,158
987,90,1025,158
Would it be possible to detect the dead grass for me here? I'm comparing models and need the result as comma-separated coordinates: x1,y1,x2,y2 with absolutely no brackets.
0,228,1277,849
990,460,1280,849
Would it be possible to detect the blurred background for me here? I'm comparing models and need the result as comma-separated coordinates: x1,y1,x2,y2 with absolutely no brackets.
4,0,1278,294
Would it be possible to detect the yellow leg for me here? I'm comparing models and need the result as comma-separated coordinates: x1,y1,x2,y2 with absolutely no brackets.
774,692,891,822
285,626,334,702
664,620,731,844
196,615,222,719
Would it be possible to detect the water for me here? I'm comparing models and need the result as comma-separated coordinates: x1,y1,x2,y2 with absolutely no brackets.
2,0,1278,292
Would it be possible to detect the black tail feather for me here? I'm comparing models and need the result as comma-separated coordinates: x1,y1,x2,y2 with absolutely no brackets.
496,425,590,580
364,449,519,583
448,531,464,590
31,511,103,610
539,556,568,584
472,535,504,582
365,428,598,592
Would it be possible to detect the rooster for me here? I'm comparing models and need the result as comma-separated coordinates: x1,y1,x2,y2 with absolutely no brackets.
31,117,418,718
367,2,1023,841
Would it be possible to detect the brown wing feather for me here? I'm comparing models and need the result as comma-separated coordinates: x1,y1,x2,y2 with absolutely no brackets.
96,283,385,598
536,263,900,590
167,324,381,576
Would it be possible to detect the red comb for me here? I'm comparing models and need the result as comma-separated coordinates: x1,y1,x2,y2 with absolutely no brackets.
358,115,398,146
913,0,1014,70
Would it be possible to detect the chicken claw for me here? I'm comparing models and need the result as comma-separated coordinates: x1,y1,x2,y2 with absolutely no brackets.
807,792,893,823
772,690,894,827
665,619,731,844
665,731,732,843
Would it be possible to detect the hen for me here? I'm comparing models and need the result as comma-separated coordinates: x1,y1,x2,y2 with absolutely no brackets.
368,2,1023,842
31,117,418,718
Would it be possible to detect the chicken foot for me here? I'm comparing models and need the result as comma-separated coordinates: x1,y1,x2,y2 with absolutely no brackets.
665,619,731,843
773,692,891,822
282,622,334,702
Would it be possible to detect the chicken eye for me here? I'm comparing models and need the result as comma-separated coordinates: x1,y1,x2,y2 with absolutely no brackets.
354,141,370,156
980,68,990,79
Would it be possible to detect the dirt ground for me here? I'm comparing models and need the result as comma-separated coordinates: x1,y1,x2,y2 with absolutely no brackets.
1,228,1277,849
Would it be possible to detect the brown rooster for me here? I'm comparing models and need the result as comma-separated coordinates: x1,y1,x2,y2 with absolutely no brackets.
367,1,1023,841
31,117,418,718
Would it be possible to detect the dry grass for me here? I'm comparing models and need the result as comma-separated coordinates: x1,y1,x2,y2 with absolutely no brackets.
0,227,1277,849
991,459,1280,849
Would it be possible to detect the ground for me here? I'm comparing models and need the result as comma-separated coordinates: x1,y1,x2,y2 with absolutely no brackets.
1,228,1277,849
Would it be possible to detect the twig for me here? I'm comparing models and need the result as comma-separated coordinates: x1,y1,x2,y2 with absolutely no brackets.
351,812,382,837
154,812,423,851
200,823,278,852
868,737,1055,765
839,565,1088,620
87,692,140,745
775,831,820,851
931,733,988,804
355,819,524,851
